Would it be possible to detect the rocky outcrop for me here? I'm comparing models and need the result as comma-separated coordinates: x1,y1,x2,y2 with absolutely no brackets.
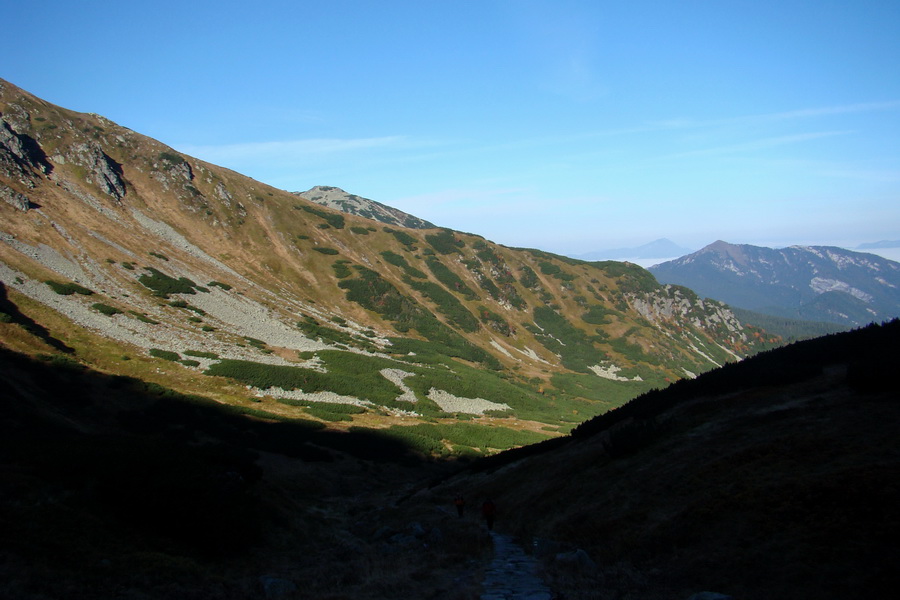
0,183,32,211
52,141,126,200
631,285,743,334
151,152,201,205
0,116,52,186
214,180,233,205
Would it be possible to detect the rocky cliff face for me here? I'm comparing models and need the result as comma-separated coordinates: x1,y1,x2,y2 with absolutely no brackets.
651,240,900,326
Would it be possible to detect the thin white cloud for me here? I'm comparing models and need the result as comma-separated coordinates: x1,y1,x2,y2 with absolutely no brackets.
454,100,900,161
394,186,532,211
178,136,409,164
817,167,900,183
664,131,854,159
758,100,900,121
646,100,900,131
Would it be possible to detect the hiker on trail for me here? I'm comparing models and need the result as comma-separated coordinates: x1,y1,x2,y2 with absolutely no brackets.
481,498,496,530
454,495,466,518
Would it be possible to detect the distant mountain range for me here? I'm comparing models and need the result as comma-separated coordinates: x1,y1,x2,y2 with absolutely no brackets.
650,240,900,326
293,185,436,229
857,239,900,250
576,238,694,261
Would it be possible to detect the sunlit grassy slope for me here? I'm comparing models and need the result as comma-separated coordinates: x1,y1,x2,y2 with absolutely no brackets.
1,77,780,455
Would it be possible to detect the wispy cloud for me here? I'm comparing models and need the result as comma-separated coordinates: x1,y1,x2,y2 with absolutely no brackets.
757,100,900,121
395,186,532,211
178,136,410,164
665,131,854,159
646,100,900,131
456,100,900,161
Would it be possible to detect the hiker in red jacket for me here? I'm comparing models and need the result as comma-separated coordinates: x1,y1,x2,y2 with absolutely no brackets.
481,498,496,530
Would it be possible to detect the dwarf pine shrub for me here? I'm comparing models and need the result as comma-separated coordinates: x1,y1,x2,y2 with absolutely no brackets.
407,278,479,332
299,205,345,229
383,227,418,249
184,350,219,359
425,228,465,254
45,280,94,296
425,257,479,300
381,251,427,279
92,303,123,316
332,260,353,279
149,348,180,361
138,268,198,297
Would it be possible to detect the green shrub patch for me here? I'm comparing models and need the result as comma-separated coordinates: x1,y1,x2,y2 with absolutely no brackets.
425,228,465,254
91,303,123,316
275,399,367,422
478,305,514,336
149,348,181,362
138,268,200,298
407,278,479,332
206,353,404,406
529,306,600,373
381,251,427,279
45,280,94,296
298,205,345,229
383,227,418,249
332,260,353,279
184,350,219,359
377,422,547,456
425,257,479,300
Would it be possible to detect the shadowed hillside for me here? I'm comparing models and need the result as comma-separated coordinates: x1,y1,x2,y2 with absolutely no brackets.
420,320,900,599
0,338,482,599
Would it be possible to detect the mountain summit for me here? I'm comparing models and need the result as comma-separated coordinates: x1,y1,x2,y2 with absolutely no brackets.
294,185,435,229
650,240,900,326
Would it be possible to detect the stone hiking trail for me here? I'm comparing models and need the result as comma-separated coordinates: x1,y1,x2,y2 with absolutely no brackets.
481,532,554,600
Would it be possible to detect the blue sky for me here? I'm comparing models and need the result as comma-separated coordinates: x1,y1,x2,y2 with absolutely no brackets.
4,0,900,256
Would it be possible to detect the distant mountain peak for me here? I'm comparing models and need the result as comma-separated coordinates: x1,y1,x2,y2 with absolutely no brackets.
858,239,900,250
577,238,693,261
293,185,435,229
697,240,756,265
651,241,900,326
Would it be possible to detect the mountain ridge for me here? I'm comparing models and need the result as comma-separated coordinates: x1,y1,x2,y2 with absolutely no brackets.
293,185,436,229
650,240,900,326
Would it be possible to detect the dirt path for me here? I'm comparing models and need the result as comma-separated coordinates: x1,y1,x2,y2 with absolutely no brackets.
480,532,553,600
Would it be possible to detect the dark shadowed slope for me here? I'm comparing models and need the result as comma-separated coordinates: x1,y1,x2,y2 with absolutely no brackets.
422,320,900,599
